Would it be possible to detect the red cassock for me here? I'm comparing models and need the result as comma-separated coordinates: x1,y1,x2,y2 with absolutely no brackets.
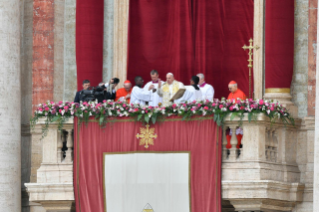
115,88,132,103
227,88,247,100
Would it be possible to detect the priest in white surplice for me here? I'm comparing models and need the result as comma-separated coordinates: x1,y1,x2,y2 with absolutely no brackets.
197,73,215,101
157,73,184,107
175,76,202,104
131,76,155,106
143,70,163,107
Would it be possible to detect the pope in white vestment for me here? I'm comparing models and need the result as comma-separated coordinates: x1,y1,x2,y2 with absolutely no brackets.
157,73,184,107
130,76,154,106
197,73,215,101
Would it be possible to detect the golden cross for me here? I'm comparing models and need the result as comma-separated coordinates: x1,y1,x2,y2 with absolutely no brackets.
242,38,259,98
136,124,157,148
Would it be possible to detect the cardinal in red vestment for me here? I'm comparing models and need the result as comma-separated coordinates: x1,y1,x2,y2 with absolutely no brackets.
227,80,247,100
227,81,246,150
115,80,132,103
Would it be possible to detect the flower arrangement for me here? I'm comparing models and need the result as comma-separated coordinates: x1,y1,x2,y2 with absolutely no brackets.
30,98,295,137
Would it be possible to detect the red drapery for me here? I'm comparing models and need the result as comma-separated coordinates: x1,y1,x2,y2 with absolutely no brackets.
73,117,222,212
76,0,104,90
127,0,254,99
265,0,294,90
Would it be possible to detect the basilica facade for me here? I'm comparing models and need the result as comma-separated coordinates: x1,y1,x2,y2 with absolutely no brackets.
0,0,318,211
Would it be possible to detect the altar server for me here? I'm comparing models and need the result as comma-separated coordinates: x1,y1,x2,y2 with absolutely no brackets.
197,73,215,101
157,73,184,107
131,76,155,106
175,76,202,104
143,70,163,107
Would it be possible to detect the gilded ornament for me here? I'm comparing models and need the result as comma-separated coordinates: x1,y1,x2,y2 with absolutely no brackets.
136,125,157,148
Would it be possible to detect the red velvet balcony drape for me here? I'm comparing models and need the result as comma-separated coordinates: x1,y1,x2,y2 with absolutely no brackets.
127,0,254,98
73,117,222,212
265,0,294,91
76,0,104,90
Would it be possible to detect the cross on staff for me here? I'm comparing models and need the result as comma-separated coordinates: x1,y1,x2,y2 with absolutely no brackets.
242,38,259,98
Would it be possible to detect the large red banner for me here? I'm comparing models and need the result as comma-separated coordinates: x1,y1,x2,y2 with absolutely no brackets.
73,117,222,212
127,0,254,99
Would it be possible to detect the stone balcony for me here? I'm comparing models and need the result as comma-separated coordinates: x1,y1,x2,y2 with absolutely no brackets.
25,115,307,212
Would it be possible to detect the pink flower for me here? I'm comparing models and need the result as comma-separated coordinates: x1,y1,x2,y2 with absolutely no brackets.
134,108,139,112
191,108,195,111
219,105,223,109
123,104,127,107
50,101,55,104
44,107,49,111
229,106,234,111
270,107,274,111
197,103,202,107
51,110,56,114
212,103,216,107
259,99,264,105
103,100,107,103
58,101,63,105
240,106,245,110
59,109,63,113
172,103,177,109
204,106,209,110
38,108,43,112
237,100,241,104
64,106,69,111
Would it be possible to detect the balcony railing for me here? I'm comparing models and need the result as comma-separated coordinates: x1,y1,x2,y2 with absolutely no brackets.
25,115,305,212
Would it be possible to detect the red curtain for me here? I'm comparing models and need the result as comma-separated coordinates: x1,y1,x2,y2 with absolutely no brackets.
265,0,294,89
76,0,104,90
73,117,222,212
127,0,254,99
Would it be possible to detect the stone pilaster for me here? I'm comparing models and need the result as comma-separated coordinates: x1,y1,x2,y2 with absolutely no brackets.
103,0,115,82
113,0,129,84
63,0,77,102
253,0,265,99
308,0,317,116
0,0,21,211
313,1,319,210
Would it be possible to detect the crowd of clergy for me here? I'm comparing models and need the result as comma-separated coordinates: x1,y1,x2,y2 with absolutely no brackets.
74,70,247,106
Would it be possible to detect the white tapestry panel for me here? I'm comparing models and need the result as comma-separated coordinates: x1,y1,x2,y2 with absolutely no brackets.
104,152,190,212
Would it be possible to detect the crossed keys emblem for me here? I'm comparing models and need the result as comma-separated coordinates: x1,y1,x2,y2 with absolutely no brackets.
136,125,157,148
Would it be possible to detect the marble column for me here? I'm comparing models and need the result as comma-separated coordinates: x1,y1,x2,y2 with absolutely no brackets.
103,0,115,82
112,0,129,84
313,1,319,210
253,0,265,100
63,0,77,102
0,0,21,211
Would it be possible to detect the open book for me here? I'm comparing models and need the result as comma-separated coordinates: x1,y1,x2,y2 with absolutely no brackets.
169,88,186,102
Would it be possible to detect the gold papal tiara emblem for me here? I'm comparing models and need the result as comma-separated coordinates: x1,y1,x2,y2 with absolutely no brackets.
142,203,154,212
136,124,157,148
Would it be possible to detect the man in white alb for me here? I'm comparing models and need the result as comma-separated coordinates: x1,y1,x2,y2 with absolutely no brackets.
175,76,202,103
157,73,184,107
197,73,214,101
143,70,163,107
131,76,156,106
